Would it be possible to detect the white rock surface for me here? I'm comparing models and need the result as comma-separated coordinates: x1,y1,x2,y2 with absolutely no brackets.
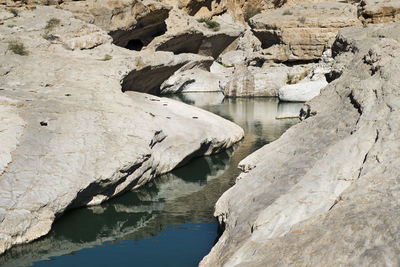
278,79,328,102
222,63,313,97
0,6,244,255
201,22,400,266
217,50,247,67
160,68,223,93
160,61,234,94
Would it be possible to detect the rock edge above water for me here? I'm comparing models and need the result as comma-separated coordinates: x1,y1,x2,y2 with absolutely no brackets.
0,6,244,255
201,22,400,267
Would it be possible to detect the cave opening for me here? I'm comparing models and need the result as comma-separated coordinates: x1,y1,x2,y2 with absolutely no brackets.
126,39,144,51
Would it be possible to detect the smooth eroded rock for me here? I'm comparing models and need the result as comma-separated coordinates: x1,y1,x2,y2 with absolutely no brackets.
0,6,244,255
201,22,400,266
278,79,328,102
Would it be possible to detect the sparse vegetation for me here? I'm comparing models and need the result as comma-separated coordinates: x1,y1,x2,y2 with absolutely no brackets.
43,18,61,40
221,62,234,68
9,8,18,17
298,16,306,24
244,4,262,23
8,42,29,56
103,54,112,61
282,10,293,16
197,17,220,31
45,18,61,32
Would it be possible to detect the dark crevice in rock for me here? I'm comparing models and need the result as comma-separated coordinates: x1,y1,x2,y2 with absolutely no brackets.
185,0,212,16
111,10,169,51
176,79,195,93
357,129,379,178
64,154,151,213
156,33,238,59
299,104,316,121
331,34,357,58
252,30,281,49
216,217,226,242
282,59,320,66
156,32,204,54
175,141,213,168
201,34,239,59
348,92,362,115
149,130,167,149
126,39,144,51
121,63,185,95
325,69,342,83
328,195,343,211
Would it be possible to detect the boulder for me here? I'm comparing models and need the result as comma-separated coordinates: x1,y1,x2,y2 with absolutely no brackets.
201,22,400,266
360,0,400,24
160,68,223,93
250,2,361,62
278,79,328,102
0,6,244,255
159,60,235,94
234,29,262,53
217,50,248,67
222,63,313,97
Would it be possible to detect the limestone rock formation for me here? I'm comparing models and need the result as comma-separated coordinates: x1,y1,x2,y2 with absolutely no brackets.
360,0,400,24
222,63,313,97
0,6,244,255
148,9,245,59
120,51,214,94
250,2,361,62
159,0,286,22
160,63,231,93
61,0,172,48
201,22,400,266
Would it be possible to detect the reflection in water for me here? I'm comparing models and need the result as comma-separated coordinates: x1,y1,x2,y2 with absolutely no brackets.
0,93,300,267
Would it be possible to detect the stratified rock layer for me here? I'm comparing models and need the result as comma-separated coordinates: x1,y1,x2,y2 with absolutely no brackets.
201,22,400,266
360,0,400,24
0,6,244,255
250,2,361,62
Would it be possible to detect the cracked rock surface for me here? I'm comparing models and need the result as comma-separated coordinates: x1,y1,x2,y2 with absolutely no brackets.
0,6,244,255
201,22,400,266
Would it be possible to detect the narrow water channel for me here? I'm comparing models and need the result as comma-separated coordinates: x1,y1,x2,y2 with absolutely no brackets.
0,93,302,267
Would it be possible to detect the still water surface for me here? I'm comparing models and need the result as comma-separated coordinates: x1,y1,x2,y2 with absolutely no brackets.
0,93,302,267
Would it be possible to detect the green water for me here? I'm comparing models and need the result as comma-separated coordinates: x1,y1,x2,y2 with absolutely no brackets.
0,93,302,267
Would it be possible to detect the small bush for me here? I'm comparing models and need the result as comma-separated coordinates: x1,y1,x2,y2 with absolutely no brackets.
8,42,29,56
197,17,220,31
9,8,18,17
282,10,293,15
103,54,112,61
45,18,61,32
221,62,234,68
298,16,306,24
244,4,262,23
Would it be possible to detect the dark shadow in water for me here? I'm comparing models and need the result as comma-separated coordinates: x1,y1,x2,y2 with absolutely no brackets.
0,93,301,267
